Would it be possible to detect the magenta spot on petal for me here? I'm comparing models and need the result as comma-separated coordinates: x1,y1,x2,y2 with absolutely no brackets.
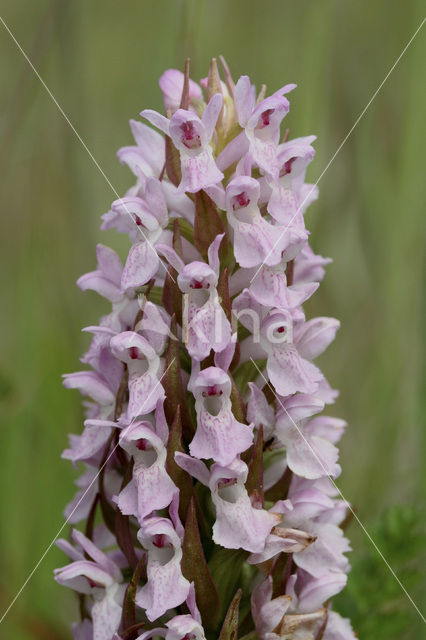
135,438,150,451
135,215,143,226
86,577,104,589
217,477,238,490
202,385,223,397
190,279,204,289
257,108,274,129
232,192,251,210
129,346,140,359
181,121,201,149
152,534,167,548
280,156,297,177
277,326,285,333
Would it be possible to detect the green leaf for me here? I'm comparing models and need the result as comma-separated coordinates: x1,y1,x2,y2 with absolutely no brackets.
264,466,292,503
233,360,266,396
218,588,242,640
179,58,191,110
230,372,246,423
181,497,220,630
206,58,223,103
246,425,264,507
271,552,291,598
194,190,226,258
162,316,194,439
209,548,248,618
162,220,184,322
166,217,195,246
120,622,146,640
218,267,232,323
162,266,182,324
121,555,146,630
114,461,138,570
166,406,193,521
172,217,183,256
148,286,163,305
165,134,181,187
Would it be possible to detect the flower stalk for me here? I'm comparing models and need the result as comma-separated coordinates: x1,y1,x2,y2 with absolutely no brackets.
56,58,356,640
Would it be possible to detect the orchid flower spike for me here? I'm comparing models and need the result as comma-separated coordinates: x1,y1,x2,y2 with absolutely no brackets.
58,58,355,640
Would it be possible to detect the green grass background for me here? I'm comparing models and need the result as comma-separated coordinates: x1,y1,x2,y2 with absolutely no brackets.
0,1,425,638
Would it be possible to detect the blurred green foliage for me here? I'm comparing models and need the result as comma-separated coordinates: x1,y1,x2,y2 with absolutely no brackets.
335,506,426,639
0,1,424,638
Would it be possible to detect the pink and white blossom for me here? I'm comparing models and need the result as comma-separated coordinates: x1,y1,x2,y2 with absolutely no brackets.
58,59,354,640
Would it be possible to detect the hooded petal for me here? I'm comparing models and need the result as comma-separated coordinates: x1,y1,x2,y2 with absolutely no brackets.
275,394,324,433
251,576,291,638
284,428,341,479
323,611,357,640
77,245,123,303
174,452,210,486
141,109,171,135
295,317,340,360
62,422,112,464
248,527,314,564
201,93,223,139
166,614,206,640
293,245,331,284
159,69,203,112
247,383,275,438
129,119,165,175
297,570,347,613
250,265,318,310
306,416,347,444
62,372,115,406
293,522,350,577
234,75,256,126
54,560,114,594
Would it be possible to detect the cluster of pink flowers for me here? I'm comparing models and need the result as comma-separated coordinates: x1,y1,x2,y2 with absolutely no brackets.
56,59,356,640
